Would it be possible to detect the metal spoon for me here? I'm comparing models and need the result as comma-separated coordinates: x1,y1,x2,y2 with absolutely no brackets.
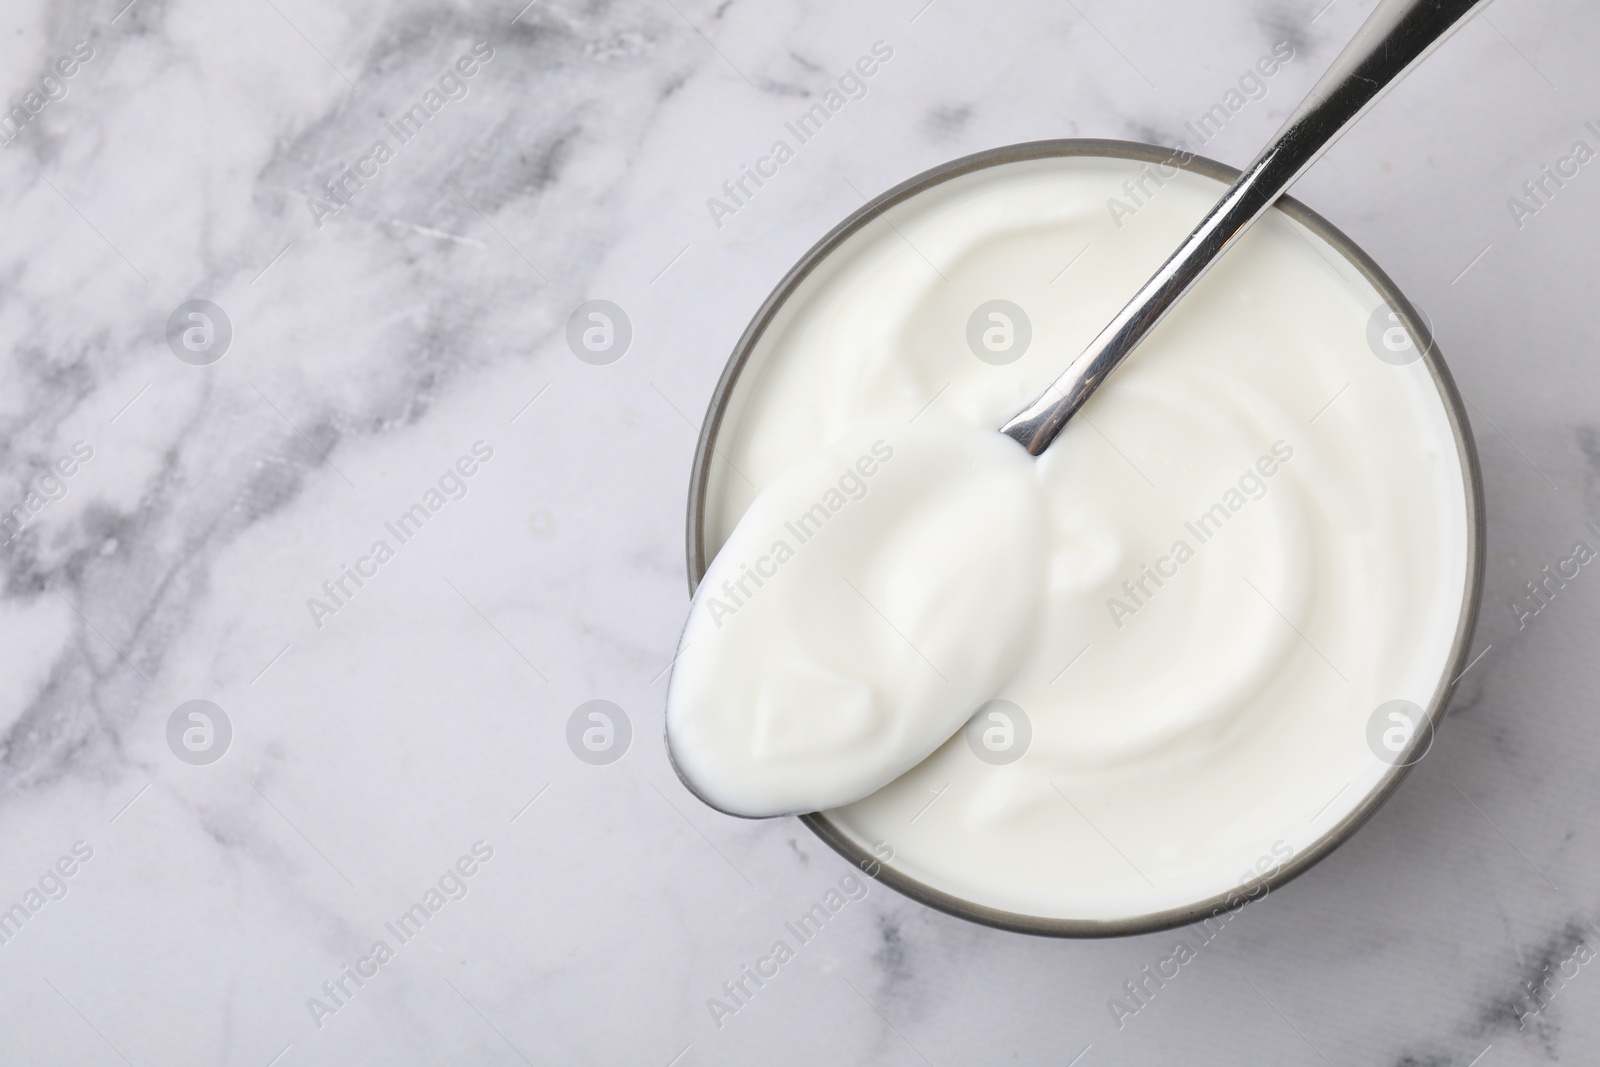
1001,0,1491,456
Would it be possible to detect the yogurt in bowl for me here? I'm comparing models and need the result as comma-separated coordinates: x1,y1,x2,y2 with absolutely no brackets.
675,139,1484,936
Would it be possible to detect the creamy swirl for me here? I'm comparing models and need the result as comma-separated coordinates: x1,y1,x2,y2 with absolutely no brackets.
697,153,1471,922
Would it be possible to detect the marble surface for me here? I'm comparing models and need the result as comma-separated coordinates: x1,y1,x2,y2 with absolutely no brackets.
0,0,1597,1063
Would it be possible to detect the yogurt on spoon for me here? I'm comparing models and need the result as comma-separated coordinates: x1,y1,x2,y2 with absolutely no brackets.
665,422,1048,817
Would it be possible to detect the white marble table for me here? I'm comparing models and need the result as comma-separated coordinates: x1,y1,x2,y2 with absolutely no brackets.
0,0,1596,1063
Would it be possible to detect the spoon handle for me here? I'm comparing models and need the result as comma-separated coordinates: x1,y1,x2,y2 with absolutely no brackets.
1001,0,1493,456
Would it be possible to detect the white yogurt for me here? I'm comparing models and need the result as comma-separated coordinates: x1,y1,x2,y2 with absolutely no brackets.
668,423,1047,816
679,153,1472,923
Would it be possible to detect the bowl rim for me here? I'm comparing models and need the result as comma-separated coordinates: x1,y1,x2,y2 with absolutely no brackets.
679,137,1486,938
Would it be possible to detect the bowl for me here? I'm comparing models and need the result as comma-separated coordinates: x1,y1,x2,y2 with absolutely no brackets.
681,138,1485,937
